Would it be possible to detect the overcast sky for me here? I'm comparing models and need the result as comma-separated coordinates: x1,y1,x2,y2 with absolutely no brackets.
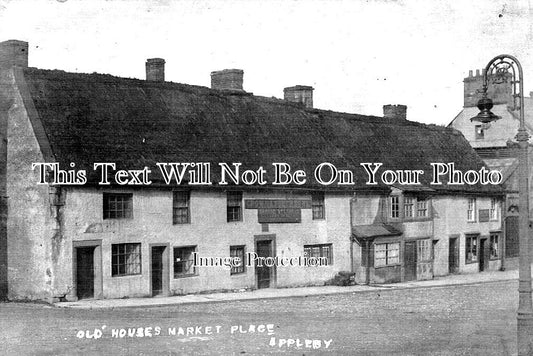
0,0,532,125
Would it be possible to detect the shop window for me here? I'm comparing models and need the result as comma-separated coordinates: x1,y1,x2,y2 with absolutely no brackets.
312,192,325,220
230,245,245,274
417,239,431,261
103,193,133,219
374,242,400,267
173,191,190,224
227,191,243,222
490,233,500,259
465,235,478,263
111,243,141,276
174,246,197,277
304,243,333,265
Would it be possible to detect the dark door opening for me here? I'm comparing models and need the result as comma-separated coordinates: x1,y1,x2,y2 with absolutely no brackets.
76,247,95,299
404,241,417,282
256,240,272,289
449,237,459,274
151,246,165,296
479,239,486,272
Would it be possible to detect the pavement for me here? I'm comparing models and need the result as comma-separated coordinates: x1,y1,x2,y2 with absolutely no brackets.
55,266,527,309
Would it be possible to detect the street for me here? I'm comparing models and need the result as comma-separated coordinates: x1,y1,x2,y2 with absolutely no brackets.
0,280,518,355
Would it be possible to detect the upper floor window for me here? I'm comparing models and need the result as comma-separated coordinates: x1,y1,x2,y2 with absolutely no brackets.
390,196,400,219
416,198,428,217
227,191,243,222
490,198,499,221
404,197,414,218
312,192,325,220
475,125,485,140
467,198,476,222
103,193,133,219
173,191,190,224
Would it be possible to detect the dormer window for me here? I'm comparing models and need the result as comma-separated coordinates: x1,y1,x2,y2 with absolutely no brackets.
475,125,485,140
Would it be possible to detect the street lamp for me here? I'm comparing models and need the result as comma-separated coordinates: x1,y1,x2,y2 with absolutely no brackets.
471,55,533,355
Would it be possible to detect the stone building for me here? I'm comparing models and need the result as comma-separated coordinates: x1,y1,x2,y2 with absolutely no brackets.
0,40,503,302
448,68,533,262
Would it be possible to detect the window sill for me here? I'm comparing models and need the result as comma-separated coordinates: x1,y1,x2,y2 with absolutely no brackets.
374,263,401,269
465,260,478,265
230,272,246,276
173,274,198,279
112,273,142,278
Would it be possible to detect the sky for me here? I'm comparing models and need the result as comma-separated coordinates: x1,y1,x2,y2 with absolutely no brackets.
0,0,532,125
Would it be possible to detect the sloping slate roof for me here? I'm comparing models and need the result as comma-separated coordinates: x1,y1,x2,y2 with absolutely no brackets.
352,224,402,240
21,68,500,192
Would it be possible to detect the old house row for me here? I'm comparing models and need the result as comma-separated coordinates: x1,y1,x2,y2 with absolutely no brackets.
0,40,503,302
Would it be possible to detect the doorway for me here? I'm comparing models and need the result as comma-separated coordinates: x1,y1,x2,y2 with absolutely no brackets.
255,239,274,289
76,246,95,299
404,241,417,281
449,237,459,274
150,245,169,297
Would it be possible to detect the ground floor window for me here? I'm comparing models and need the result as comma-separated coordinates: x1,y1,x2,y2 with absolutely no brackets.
304,244,333,265
230,245,245,274
174,246,197,278
111,243,141,276
465,235,478,263
490,233,500,260
374,242,400,267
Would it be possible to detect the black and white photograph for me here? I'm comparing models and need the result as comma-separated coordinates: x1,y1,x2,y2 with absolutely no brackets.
1,1,533,355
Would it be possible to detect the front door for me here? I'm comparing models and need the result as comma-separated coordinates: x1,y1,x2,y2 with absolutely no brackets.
76,247,95,299
479,239,486,272
256,240,273,289
404,241,417,281
449,237,458,274
151,246,166,296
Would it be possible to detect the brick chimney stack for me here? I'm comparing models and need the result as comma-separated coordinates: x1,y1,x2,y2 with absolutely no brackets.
283,85,314,108
211,69,244,91
383,104,407,120
145,58,165,82
0,40,28,68
463,68,513,107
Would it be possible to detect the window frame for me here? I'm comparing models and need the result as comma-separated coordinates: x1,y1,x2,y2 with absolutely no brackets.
467,198,477,222
173,190,191,225
390,195,400,219
173,245,197,278
490,233,500,260
111,243,142,277
490,198,499,221
404,196,414,218
103,193,133,220
374,242,400,267
230,245,246,275
227,191,243,222
475,125,485,140
465,234,478,264
303,243,333,265
311,192,325,220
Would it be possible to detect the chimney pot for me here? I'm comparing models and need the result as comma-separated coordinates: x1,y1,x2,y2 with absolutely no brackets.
469,70,473,77
145,58,165,82
283,85,314,108
383,104,407,120
0,40,28,68
211,69,244,91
